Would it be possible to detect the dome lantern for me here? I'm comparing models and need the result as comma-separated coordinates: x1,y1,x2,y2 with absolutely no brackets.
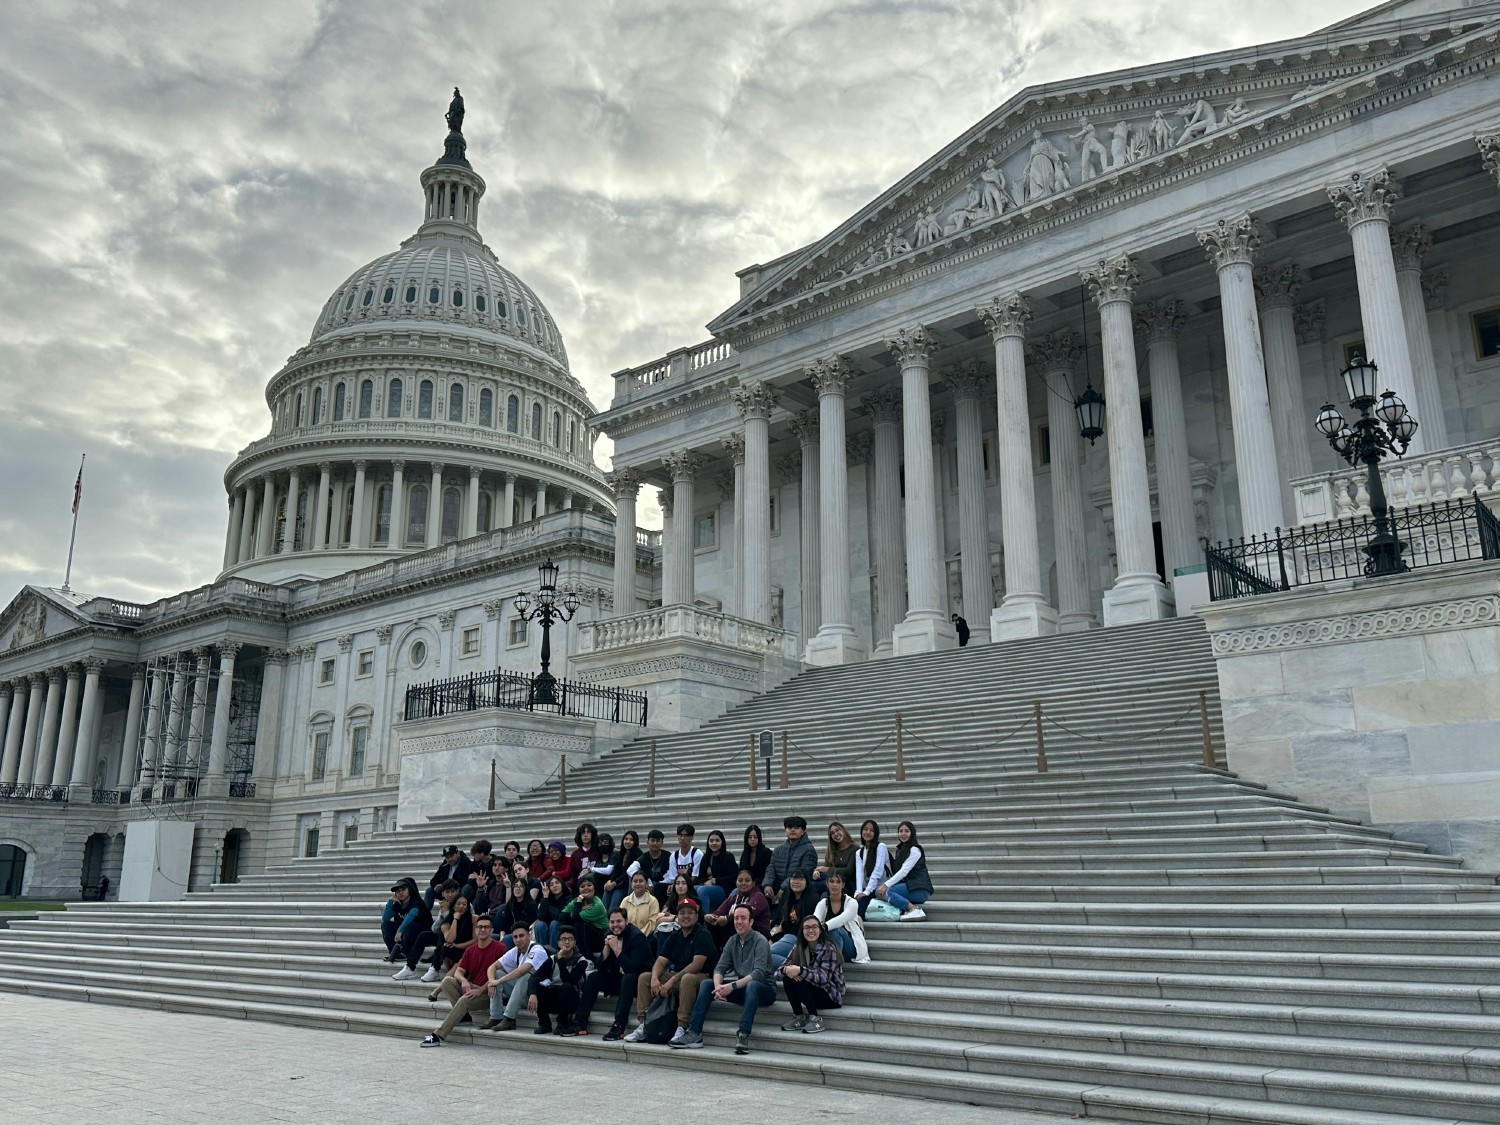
418,87,485,242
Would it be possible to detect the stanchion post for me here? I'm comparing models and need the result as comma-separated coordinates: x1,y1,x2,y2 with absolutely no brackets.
488,758,497,812
780,731,790,790
560,754,568,805
648,739,657,799
748,733,757,791
894,712,905,782
1033,701,1047,774
1199,690,1216,768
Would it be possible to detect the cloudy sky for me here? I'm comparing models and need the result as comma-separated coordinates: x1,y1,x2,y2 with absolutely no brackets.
0,0,1374,604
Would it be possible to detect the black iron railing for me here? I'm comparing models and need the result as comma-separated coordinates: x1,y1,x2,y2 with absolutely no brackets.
1206,497,1500,601
404,669,648,726
229,779,257,798
0,782,68,802
90,788,122,805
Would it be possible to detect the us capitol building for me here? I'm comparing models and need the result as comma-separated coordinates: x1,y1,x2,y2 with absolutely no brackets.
3,0,1500,898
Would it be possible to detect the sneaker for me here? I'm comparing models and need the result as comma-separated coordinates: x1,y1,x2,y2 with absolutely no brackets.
781,1015,808,1031
391,965,416,981
420,967,441,983
624,1022,647,1043
670,1029,703,1049
419,1034,442,1048
803,1016,825,1034
553,1022,577,1036
852,955,872,964
603,1025,625,1042
534,1020,553,1035
735,1031,750,1055
668,1026,687,1046
899,907,927,921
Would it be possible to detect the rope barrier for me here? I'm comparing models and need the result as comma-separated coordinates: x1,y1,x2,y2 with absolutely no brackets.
784,728,893,767
1040,699,1201,744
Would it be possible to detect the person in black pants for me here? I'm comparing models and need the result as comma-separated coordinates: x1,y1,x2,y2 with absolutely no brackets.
950,614,971,647
598,908,653,1041
531,926,595,1035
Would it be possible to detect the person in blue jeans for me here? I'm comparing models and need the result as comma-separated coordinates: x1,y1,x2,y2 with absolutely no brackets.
672,904,775,1054
874,820,932,921
381,879,430,961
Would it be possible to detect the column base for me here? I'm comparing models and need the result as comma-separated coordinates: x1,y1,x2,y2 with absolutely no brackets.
198,776,233,799
989,597,1060,642
871,639,894,659
1102,578,1175,627
891,613,958,656
1058,611,1098,633
804,628,867,667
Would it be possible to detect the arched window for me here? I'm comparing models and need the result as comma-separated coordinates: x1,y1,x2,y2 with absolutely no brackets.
361,288,373,307
530,403,542,440
568,420,576,452
311,387,323,424
358,379,373,419
382,284,394,304
418,379,434,419
387,378,403,418
452,288,464,308
497,299,509,320
332,383,346,422
476,293,487,314
506,394,520,433
478,388,494,427
518,306,529,326
477,491,493,533
295,392,304,426
441,487,462,541
343,290,355,310
407,484,428,544
404,283,417,303
448,383,464,422
428,286,441,305
552,411,562,447
374,484,391,545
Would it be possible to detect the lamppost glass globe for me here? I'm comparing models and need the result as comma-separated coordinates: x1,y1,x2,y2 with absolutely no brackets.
1315,404,1345,437
1376,390,1406,426
1392,412,1419,444
514,590,532,616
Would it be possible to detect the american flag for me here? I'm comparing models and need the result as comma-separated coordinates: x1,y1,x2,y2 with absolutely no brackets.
71,459,83,514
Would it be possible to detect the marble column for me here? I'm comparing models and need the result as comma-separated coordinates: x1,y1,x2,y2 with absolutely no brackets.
465,466,481,538
68,659,105,788
161,659,189,777
501,472,516,529
804,356,865,665
976,294,1055,639
663,452,701,606
386,461,406,547
280,467,302,554
1081,255,1173,625
659,488,676,605
885,327,957,653
139,661,168,786
1326,168,1426,454
721,436,746,618
1199,215,1284,538
330,467,348,547
351,460,370,548
256,475,277,558
426,462,444,547
117,665,146,790
185,649,212,769
0,684,11,783
861,388,906,655
606,469,640,617
943,363,993,636
791,411,821,644
1135,301,1198,581
0,679,23,784
49,664,83,787
1254,264,1315,511
207,643,240,778
237,487,257,566
535,479,548,521
252,650,286,787
13,675,46,786
1391,224,1450,450
225,492,244,569
733,381,778,625
31,669,64,787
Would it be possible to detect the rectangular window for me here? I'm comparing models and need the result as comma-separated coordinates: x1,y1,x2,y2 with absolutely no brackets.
319,657,336,685
1343,340,1368,367
1037,423,1052,468
694,511,717,550
461,626,481,657
356,649,374,677
342,823,359,847
1140,396,1154,439
768,489,781,536
508,618,528,646
311,731,329,780
349,726,368,776
304,827,320,858
1473,308,1500,360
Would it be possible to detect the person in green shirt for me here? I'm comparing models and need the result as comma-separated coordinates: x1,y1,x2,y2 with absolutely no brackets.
560,875,608,959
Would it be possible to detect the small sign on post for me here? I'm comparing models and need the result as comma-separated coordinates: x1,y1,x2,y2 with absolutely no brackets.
758,729,774,792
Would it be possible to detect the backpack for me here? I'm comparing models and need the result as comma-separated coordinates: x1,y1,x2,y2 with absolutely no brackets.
642,989,679,1044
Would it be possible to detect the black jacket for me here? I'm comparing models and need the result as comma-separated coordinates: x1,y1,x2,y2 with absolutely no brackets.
697,849,738,890
600,923,654,977
428,855,473,890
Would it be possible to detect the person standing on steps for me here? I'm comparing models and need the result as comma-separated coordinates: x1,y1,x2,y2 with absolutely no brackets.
480,923,550,1032
762,816,816,904
625,897,714,1044
876,820,933,921
672,904,776,1054
777,916,846,1033
951,614,971,647
419,915,505,1047
600,907,654,1041
852,819,891,920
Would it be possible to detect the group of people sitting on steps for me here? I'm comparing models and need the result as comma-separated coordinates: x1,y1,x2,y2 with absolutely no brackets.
378,815,933,1051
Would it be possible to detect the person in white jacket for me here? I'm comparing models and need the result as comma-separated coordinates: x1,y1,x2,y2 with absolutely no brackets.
852,819,891,920
813,871,870,963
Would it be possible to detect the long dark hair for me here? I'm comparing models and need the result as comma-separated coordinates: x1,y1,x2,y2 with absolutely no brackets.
778,872,818,930
855,819,882,888
613,830,641,869
893,820,921,868
740,824,769,866
792,916,841,968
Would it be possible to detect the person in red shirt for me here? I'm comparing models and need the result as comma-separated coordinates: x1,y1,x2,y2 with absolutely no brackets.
544,840,578,890
421,916,505,1046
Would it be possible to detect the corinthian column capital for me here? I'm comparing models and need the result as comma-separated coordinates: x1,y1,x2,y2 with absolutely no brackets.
975,292,1032,340
604,468,640,499
1252,263,1304,311
1477,132,1500,186
1327,168,1400,229
1134,300,1188,342
1390,223,1431,272
884,325,939,368
1197,213,1260,270
1081,254,1139,306
860,388,903,425
943,358,990,401
721,433,746,465
663,450,703,484
1027,328,1085,373
730,380,778,420
806,356,854,396
789,410,820,445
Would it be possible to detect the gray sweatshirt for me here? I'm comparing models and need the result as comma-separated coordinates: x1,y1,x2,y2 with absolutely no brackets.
714,928,774,988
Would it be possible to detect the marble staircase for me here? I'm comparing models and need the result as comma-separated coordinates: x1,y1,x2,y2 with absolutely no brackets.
4,617,1500,1124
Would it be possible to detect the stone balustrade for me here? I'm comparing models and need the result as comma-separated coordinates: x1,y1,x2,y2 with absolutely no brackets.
576,604,800,661
609,338,738,401
1291,435,1500,526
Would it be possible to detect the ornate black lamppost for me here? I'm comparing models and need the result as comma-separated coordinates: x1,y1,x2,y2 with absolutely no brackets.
1314,356,1419,577
512,559,580,705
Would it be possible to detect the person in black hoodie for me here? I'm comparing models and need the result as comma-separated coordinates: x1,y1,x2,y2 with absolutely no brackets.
694,829,738,916
425,846,473,909
598,907,654,1041
739,825,773,887
768,870,821,966
599,830,641,913
530,926,595,1035
381,878,431,963
762,816,816,904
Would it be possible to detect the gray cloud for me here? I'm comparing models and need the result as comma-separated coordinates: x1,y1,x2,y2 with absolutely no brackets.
0,0,1370,600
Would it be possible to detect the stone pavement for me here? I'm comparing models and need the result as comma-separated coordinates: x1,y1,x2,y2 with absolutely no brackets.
0,993,1121,1123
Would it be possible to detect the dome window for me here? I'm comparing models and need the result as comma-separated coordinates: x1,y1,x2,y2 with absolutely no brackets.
405,284,417,303
382,285,394,304
361,289,373,308
428,286,441,305
497,300,508,319
418,379,434,419
475,294,487,313
479,388,494,427
448,383,464,422
452,289,463,308
343,291,355,311
517,306,528,326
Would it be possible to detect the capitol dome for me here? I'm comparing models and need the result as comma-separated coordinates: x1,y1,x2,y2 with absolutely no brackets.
219,90,609,585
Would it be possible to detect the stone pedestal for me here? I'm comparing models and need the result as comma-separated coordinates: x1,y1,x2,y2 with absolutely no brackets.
1102,580,1176,626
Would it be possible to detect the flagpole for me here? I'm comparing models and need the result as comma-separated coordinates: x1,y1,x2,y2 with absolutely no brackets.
62,454,85,594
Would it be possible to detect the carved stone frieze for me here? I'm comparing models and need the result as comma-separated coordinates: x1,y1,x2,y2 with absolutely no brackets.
1211,596,1500,656
574,655,760,685
1294,299,1327,346
776,452,802,484
1421,268,1449,312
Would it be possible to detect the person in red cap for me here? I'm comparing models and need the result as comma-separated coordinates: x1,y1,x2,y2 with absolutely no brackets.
625,896,714,1043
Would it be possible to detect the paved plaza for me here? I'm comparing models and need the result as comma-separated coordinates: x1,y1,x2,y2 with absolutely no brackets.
0,993,1118,1124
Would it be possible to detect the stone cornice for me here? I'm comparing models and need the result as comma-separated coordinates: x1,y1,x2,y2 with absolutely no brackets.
1210,594,1500,655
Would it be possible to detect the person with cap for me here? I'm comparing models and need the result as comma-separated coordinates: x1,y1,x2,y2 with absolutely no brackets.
762,816,816,904
672,903,775,1054
625,896,715,1044
419,915,505,1047
426,845,472,909
381,878,430,962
